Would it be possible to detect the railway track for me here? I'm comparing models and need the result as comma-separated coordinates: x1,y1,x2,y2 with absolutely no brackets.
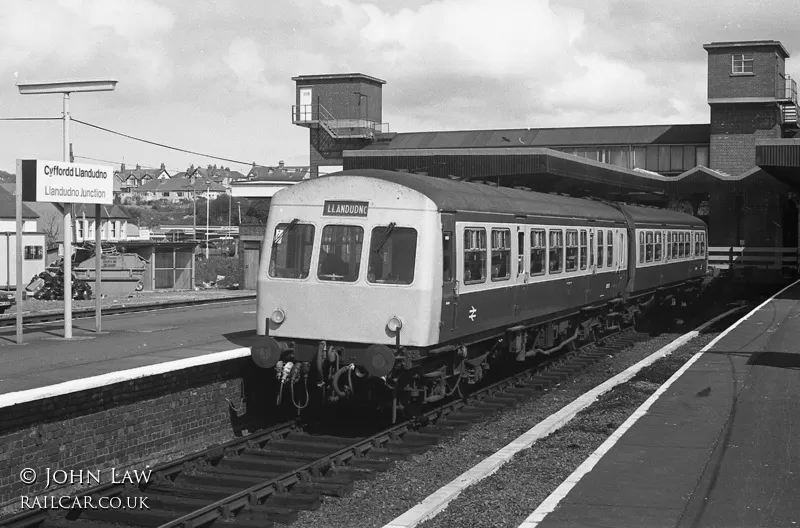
0,294,255,329
1,326,659,528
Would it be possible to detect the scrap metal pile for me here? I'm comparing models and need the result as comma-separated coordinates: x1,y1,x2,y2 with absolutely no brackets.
26,266,93,301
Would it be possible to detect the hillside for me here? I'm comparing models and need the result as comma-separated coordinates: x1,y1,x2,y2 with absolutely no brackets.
0,170,14,183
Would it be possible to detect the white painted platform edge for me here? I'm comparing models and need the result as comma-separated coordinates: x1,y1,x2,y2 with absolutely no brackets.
0,347,251,409
518,278,799,528
381,306,744,528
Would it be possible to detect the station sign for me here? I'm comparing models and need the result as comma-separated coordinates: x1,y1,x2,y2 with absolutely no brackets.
20,159,113,205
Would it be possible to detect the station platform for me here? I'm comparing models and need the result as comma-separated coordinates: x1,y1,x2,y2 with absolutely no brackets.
0,298,258,399
534,279,800,528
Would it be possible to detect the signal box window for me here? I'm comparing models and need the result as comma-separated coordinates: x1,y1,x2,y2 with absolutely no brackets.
579,230,588,270
491,228,511,281
318,225,364,282
368,225,417,285
24,246,43,260
597,230,604,268
565,230,578,272
549,229,563,273
607,230,613,267
464,228,487,284
269,222,315,279
732,54,753,74
442,232,453,282
530,229,546,276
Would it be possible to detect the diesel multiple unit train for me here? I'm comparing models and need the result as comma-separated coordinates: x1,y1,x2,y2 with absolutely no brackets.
251,169,707,415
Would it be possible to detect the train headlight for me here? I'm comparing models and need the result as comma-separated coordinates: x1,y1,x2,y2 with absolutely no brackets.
387,316,403,332
271,308,286,324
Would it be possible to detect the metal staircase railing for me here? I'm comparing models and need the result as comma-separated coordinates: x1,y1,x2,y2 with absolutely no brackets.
292,103,389,138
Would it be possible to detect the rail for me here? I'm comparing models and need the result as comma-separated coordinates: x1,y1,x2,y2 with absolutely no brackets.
708,246,798,270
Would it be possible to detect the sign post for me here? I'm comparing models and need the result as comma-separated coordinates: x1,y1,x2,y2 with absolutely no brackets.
15,161,23,344
19,159,113,340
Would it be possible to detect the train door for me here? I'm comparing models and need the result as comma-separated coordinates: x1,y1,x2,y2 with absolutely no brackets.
618,230,629,293
513,224,528,321
440,213,458,337
585,225,599,303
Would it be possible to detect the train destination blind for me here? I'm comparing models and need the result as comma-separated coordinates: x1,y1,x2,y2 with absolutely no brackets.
323,200,369,217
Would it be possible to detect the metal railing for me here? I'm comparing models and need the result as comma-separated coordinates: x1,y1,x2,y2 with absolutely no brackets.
778,75,798,103
708,246,798,270
291,103,389,137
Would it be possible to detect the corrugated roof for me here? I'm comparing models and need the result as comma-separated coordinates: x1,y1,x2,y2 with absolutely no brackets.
362,124,710,150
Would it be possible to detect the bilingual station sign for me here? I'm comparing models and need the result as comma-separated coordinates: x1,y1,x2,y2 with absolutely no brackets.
20,159,114,205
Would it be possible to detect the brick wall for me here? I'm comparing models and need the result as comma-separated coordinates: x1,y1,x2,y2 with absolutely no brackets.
710,103,781,176
0,358,274,514
296,79,383,122
707,47,785,100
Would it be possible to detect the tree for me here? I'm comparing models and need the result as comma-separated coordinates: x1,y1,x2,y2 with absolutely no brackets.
42,213,61,250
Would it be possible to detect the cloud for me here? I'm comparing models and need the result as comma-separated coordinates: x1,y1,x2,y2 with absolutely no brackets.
0,0,175,90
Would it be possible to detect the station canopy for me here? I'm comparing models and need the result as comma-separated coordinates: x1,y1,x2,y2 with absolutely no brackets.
343,147,672,206
756,138,800,190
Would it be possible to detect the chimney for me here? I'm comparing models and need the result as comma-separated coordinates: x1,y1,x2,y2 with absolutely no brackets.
136,164,140,171
161,162,165,170
278,160,285,169
121,163,126,172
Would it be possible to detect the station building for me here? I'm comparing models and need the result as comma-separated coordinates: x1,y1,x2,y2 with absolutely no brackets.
234,39,800,286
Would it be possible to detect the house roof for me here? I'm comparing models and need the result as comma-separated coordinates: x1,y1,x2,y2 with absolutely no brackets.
0,184,40,219
136,178,227,193
72,203,130,219
247,166,311,182
362,123,710,151
115,165,166,184
186,166,246,182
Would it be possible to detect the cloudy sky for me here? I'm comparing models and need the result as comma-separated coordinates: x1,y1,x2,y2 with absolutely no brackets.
0,0,797,174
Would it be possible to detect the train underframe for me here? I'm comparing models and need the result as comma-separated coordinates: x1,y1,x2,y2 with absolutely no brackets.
256,280,705,420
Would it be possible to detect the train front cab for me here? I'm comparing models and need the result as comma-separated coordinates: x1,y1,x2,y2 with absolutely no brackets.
250,175,443,385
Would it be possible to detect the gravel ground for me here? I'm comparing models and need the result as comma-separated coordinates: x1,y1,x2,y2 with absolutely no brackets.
1,288,253,318
419,331,720,528
283,324,726,528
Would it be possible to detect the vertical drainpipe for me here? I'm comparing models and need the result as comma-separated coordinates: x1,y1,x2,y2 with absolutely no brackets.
6,233,10,290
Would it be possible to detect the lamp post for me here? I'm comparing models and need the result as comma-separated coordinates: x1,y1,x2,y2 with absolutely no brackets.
205,181,211,260
17,79,117,340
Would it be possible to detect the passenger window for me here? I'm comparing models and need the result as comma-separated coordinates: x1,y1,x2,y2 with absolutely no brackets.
491,228,511,281
701,233,706,256
694,233,700,256
639,232,645,263
597,230,604,269
443,232,452,282
672,231,678,258
549,229,563,273
608,229,614,267
318,225,363,282
645,232,653,262
269,222,315,279
517,231,525,276
667,232,672,259
530,229,546,275
678,232,685,258
619,233,625,267
464,228,487,284
566,230,579,272
580,230,588,270
368,225,417,285
684,232,690,257
655,232,662,261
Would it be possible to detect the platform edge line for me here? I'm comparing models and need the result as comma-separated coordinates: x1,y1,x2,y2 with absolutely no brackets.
380,305,744,528
0,347,251,409
517,280,799,527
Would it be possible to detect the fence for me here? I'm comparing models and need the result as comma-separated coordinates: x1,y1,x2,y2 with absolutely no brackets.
708,246,799,271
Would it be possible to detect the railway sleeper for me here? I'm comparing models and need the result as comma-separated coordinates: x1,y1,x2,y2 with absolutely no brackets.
243,504,298,524
81,505,181,527
292,478,354,497
262,491,321,511
243,448,322,462
264,441,345,455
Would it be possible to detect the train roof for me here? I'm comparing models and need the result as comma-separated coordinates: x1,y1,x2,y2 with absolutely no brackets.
623,203,707,228
322,169,624,221
321,170,706,228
